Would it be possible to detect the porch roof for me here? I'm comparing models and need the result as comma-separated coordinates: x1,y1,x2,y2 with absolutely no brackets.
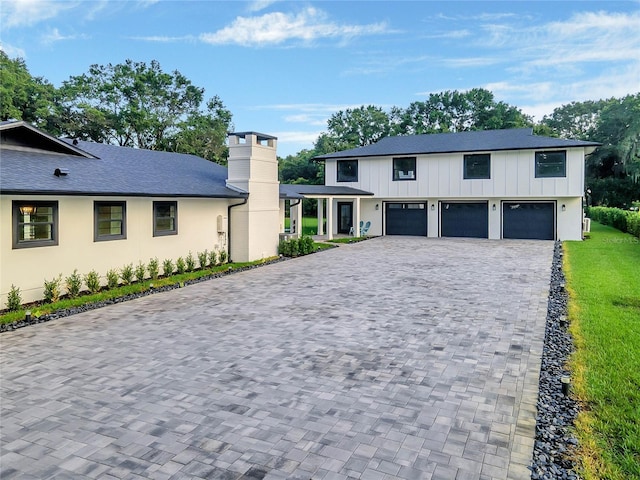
279,184,374,199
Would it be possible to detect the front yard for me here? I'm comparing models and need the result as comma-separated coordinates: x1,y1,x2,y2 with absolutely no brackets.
564,222,640,479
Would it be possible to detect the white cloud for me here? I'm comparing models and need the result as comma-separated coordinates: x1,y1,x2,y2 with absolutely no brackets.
0,43,26,58
128,35,197,43
199,6,390,47
40,28,88,45
247,0,278,13
0,0,79,28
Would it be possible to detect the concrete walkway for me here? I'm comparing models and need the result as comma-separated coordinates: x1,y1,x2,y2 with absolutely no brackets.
0,237,554,480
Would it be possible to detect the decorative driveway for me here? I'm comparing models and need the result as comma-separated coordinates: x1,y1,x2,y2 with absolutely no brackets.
0,237,554,480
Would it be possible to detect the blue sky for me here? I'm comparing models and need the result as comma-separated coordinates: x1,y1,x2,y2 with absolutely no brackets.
1,0,639,156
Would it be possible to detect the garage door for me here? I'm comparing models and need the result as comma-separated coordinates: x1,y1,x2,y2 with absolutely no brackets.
440,202,488,238
385,202,427,236
503,202,555,240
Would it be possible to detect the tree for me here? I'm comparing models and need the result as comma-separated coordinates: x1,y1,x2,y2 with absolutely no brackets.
0,51,57,127
159,96,233,164
318,105,392,152
58,59,206,150
279,149,324,185
399,88,530,134
541,99,608,140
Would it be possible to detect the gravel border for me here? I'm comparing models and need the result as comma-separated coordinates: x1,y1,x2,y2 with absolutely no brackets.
530,241,581,479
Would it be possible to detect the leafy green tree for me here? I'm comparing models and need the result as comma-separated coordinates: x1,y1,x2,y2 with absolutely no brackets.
0,51,57,127
318,105,392,152
58,59,205,149
279,149,323,185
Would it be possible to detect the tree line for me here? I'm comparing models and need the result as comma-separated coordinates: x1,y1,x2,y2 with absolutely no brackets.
1,52,638,207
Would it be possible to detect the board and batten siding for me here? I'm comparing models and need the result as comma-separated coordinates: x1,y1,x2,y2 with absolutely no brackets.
326,148,585,198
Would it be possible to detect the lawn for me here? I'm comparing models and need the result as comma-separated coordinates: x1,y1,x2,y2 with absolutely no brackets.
564,222,640,479
284,216,320,236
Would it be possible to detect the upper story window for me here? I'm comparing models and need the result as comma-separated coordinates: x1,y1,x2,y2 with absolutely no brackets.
12,201,58,249
393,157,416,181
153,201,177,236
337,160,358,182
95,201,126,241
535,151,566,178
463,154,491,179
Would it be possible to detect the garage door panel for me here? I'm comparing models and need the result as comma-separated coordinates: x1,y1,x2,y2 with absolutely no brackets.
503,202,555,240
385,203,427,236
440,202,488,238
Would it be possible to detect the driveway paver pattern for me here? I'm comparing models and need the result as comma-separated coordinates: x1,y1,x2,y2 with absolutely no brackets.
0,237,554,480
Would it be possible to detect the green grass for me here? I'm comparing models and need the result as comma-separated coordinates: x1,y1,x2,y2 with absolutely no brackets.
564,222,640,480
326,236,369,244
284,217,320,236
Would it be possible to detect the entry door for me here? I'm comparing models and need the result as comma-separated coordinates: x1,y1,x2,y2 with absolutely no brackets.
338,202,353,234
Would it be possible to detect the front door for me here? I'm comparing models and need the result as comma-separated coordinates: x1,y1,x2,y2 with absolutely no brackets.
338,202,353,234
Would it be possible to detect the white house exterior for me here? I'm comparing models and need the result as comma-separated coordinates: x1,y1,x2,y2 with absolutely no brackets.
315,129,600,241
0,122,280,307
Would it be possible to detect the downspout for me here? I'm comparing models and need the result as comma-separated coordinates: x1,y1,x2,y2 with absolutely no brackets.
227,197,248,263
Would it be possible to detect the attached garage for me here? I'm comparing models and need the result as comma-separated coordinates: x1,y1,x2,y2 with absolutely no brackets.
385,202,427,236
440,202,489,238
503,202,556,240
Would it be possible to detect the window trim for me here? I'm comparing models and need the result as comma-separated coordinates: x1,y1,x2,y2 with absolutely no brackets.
463,153,491,180
535,150,567,178
153,201,178,237
336,159,358,183
393,157,417,181
94,201,127,242
12,201,59,249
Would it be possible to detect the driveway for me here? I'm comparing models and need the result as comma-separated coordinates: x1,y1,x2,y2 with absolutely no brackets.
0,237,553,480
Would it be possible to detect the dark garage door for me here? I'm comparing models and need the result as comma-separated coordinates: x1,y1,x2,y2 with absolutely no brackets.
440,202,488,238
385,203,427,236
503,202,555,240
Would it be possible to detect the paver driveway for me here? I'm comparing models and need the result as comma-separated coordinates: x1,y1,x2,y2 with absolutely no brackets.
0,237,554,480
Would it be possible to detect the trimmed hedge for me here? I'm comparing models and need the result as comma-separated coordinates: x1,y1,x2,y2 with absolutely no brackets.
587,206,640,239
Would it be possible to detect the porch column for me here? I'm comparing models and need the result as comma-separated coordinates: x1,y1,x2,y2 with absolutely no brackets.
317,199,324,235
354,197,361,236
292,200,303,237
326,197,334,240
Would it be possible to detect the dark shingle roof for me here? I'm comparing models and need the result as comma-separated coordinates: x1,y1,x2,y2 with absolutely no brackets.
279,184,373,199
1,132,246,198
314,128,601,160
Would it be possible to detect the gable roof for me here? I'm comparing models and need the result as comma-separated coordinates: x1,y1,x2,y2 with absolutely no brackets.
313,128,601,160
0,122,246,198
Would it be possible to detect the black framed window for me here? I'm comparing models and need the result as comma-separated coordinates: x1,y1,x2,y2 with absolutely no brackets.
94,201,126,241
12,201,58,249
535,151,566,178
393,157,416,181
337,160,358,182
153,201,177,236
463,154,491,179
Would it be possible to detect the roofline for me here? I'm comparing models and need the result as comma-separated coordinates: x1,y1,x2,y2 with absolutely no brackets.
0,121,100,159
0,190,249,199
228,131,278,141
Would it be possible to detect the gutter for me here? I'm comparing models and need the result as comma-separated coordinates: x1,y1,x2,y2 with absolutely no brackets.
227,197,248,263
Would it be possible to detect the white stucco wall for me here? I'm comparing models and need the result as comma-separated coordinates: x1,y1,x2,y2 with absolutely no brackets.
0,195,230,308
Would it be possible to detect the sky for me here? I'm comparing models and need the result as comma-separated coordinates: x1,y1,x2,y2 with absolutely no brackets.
1,0,639,157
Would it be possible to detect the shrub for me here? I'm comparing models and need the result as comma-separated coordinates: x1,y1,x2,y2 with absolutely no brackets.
299,235,315,255
84,270,101,294
106,269,119,289
279,236,316,257
588,206,640,239
218,249,228,264
43,275,62,303
176,257,186,274
120,264,134,286
64,269,82,298
134,261,146,283
185,251,196,272
197,250,208,270
162,259,174,277
148,258,159,280
209,249,217,267
6,284,22,311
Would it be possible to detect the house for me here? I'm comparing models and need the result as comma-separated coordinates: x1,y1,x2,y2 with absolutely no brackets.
0,121,280,307
313,128,600,240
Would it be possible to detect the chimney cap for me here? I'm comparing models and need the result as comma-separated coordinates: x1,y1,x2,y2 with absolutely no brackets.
228,131,277,142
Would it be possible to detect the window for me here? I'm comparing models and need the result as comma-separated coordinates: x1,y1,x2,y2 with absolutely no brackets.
94,201,126,241
13,201,58,249
337,160,358,182
463,154,491,179
393,157,416,181
535,151,566,178
153,201,177,236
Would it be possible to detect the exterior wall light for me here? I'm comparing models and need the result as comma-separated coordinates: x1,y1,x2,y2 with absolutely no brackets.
562,204,566,211
19,205,35,215
430,204,435,211
375,203,379,210
492,203,497,211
